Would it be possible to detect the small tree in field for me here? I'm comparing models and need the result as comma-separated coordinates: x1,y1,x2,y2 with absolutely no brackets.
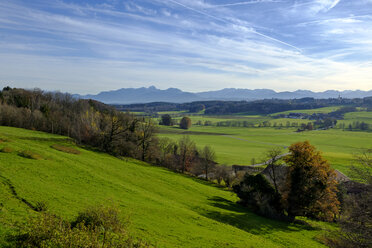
161,114,173,126
284,141,340,221
180,117,192,130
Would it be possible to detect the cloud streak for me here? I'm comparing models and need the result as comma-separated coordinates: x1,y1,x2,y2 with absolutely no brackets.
0,0,371,93
206,0,283,8
166,0,302,52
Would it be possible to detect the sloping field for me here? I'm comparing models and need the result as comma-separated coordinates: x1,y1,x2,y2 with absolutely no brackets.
0,126,330,247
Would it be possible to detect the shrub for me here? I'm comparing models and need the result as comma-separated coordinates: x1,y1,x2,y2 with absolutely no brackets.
34,201,48,212
18,150,43,160
51,144,80,154
7,205,150,248
0,147,13,153
233,173,286,220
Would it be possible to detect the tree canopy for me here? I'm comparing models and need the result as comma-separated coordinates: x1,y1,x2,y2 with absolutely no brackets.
284,141,340,221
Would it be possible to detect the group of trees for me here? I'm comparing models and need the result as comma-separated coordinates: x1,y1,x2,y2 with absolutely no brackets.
234,142,340,222
159,114,192,130
0,88,221,180
118,97,372,116
156,136,233,184
330,150,372,248
0,87,158,161
344,121,370,131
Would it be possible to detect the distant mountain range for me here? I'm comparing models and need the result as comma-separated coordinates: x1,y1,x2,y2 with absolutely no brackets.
76,86,372,104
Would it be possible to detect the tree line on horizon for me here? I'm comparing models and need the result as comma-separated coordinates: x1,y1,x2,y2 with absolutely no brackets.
115,97,372,115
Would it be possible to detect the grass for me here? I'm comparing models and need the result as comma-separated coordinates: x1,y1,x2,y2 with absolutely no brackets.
0,137,10,143
18,150,43,160
271,106,342,116
338,111,372,126
0,147,13,153
158,125,372,177
51,144,81,154
0,126,332,248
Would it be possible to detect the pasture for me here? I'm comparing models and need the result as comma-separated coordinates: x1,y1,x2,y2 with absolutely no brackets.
0,126,332,248
157,112,372,177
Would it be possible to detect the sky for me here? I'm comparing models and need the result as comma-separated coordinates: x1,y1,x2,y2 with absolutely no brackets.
0,0,372,94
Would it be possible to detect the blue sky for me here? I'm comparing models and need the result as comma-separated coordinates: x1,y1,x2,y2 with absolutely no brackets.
0,0,371,94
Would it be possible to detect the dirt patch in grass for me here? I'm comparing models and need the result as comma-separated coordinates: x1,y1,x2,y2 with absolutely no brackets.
0,147,14,153
51,144,80,155
0,137,10,143
19,150,43,160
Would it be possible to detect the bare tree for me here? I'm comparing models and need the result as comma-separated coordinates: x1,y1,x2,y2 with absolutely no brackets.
200,145,216,180
178,136,196,173
137,117,157,161
263,147,285,194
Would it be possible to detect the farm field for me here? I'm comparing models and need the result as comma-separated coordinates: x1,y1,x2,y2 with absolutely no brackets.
0,126,332,248
270,106,342,115
338,111,372,126
158,119,372,177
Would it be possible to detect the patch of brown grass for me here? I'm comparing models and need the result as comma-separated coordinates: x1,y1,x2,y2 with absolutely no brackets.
0,147,14,153
0,137,10,143
51,144,80,155
19,150,43,160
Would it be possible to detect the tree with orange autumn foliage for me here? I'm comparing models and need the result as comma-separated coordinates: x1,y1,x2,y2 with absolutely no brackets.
284,141,340,222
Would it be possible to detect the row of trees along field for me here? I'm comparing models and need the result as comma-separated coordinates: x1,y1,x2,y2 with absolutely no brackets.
1,87,371,247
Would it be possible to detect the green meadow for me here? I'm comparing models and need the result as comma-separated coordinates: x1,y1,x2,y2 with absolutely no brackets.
270,106,342,115
158,115,372,177
0,126,333,248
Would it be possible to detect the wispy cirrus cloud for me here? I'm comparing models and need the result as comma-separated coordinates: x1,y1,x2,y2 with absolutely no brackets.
205,0,284,8
0,0,371,93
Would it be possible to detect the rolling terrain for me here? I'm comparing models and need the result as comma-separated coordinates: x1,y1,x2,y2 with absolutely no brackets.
0,126,331,248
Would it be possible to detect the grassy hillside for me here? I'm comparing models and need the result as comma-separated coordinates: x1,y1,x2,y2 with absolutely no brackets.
0,126,331,247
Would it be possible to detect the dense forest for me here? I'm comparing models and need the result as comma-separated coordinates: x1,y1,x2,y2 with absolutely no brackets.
114,97,372,115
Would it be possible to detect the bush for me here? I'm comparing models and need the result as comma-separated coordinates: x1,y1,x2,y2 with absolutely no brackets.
18,150,43,160
34,201,48,212
7,205,149,248
233,173,285,220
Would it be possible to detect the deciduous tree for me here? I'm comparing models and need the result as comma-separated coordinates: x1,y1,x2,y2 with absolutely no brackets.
200,145,216,180
284,141,339,221
180,117,192,130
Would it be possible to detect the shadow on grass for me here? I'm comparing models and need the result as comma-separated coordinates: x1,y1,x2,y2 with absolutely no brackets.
197,196,320,236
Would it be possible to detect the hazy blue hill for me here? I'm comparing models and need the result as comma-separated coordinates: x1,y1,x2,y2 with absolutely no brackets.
80,86,202,104
77,86,372,104
196,88,276,100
